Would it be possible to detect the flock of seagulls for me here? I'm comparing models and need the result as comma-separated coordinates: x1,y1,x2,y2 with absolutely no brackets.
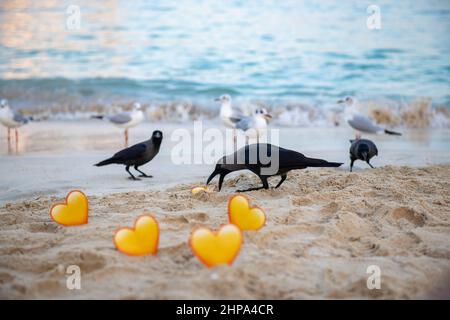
0,94,403,183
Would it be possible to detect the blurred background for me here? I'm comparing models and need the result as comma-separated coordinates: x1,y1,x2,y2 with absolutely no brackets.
0,0,449,116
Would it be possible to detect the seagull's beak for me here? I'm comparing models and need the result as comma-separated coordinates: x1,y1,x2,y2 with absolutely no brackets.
264,114,273,121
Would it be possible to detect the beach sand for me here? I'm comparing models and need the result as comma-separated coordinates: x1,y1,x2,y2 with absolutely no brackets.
0,121,449,299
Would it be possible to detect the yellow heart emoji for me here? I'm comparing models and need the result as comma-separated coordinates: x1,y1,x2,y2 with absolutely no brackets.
190,224,242,268
228,195,266,231
113,215,159,256
49,190,89,226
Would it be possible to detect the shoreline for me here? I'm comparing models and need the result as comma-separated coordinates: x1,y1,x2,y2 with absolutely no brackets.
1,120,450,203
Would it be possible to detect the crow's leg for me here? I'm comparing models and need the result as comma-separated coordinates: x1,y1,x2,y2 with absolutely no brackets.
220,170,236,191
366,160,374,169
126,165,140,180
218,172,229,191
124,129,129,147
134,165,153,178
218,174,225,191
237,175,269,192
275,174,287,188
350,158,355,172
260,176,269,189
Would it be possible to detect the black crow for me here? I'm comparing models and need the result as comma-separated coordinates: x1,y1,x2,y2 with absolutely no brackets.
206,143,343,192
95,130,163,180
349,138,378,172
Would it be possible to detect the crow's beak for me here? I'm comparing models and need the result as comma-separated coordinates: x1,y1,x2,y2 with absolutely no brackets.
337,99,344,104
214,97,220,101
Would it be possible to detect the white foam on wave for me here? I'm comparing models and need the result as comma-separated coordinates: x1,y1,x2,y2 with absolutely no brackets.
10,97,450,129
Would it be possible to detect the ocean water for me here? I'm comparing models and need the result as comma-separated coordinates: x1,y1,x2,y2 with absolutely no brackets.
0,0,449,111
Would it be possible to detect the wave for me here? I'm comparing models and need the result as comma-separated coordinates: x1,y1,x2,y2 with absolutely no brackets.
1,78,449,128
6,97,449,130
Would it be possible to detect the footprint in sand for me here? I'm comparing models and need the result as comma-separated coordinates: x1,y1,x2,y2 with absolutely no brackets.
57,251,107,273
391,207,426,227
27,222,59,234
185,212,209,222
0,271,14,285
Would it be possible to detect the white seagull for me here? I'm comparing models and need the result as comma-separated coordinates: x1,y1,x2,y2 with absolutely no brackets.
235,107,272,143
215,94,244,128
337,96,401,137
0,99,30,146
215,94,246,149
92,102,144,146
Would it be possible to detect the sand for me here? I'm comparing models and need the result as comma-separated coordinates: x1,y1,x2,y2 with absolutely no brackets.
0,121,449,299
0,164,449,299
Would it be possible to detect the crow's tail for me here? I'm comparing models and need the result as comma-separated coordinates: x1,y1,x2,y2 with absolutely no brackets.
94,157,116,167
91,115,104,120
384,129,402,136
304,157,343,168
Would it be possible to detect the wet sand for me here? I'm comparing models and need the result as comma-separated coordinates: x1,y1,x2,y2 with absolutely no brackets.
0,120,449,202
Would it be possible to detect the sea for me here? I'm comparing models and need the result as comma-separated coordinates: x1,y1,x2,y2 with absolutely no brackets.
0,0,449,125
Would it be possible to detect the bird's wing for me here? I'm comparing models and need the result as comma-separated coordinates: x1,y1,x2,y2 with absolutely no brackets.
277,147,308,169
108,112,132,124
231,109,245,119
348,113,383,133
112,143,147,161
228,115,243,124
13,112,28,124
235,117,253,131
369,142,379,156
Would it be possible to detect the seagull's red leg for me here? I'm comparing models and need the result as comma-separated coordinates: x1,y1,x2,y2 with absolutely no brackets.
124,129,129,147
233,129,237,151
15,129,19,151
7,128,12,153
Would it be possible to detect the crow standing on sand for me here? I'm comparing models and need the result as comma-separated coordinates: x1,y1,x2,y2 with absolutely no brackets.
206,144,343,192
349,138,378,172
95,130,163,180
